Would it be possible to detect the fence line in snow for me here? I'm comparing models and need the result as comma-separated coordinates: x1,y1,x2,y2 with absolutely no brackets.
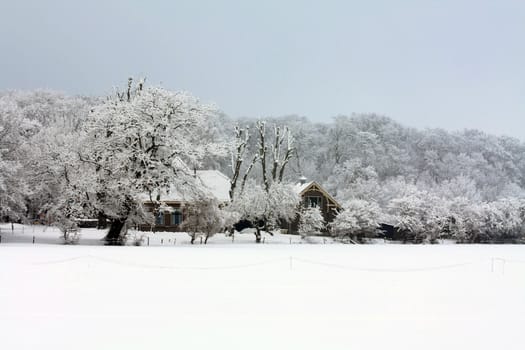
32,255,290,270
26,254,525,274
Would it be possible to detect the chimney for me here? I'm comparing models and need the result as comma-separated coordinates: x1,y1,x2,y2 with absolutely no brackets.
299,175,307,185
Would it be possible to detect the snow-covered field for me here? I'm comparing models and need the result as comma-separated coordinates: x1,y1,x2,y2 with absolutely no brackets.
1,225,525,350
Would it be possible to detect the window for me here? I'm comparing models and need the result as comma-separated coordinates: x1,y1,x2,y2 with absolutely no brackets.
172,210,183,225
305,196,321,208
155,213,164,225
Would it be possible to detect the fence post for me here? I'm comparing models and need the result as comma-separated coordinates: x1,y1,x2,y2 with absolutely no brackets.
32,236,35,244
0,235,2,244
147,237,150,246
491,258,506,275
174,238,176,245
161,238,164,245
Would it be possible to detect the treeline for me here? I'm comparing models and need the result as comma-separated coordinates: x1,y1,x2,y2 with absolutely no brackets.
1,88,525,243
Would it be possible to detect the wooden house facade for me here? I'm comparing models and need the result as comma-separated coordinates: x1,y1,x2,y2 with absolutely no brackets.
283,178,342,234
138,170,230,232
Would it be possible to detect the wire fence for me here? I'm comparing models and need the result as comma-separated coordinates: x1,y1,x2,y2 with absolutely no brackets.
2,224,524,246
0,226,314,246
25,254,525,274
2,225,525,275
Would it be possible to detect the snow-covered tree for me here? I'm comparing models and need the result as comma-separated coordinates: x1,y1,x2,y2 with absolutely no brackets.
331,200,382,242
231,180,299,242
0,90,93,223
229,125,258,201
0,98,31,220
387,192,448,243
298,206,325,239
59,79,227,243
183,198,239,244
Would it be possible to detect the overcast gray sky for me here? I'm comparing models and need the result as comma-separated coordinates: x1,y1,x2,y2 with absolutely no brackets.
1,0,524,138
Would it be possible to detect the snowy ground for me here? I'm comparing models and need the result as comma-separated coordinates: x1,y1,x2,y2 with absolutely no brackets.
0,223,330,245
1,225,525,350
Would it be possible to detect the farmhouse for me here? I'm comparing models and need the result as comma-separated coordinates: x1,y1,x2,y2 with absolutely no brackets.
139,170,341,234
284,176,342,234
138,170,230,232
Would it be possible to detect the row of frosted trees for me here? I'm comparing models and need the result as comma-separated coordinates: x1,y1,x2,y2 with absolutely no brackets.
327,196,525,244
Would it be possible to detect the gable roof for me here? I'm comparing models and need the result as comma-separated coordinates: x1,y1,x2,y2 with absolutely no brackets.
293,181,314,195
293,181,341,209
194,170,231,202
142,170,231,203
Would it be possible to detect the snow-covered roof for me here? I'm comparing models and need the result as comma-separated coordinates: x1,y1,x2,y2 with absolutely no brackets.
194,170,231,202
292,180,342,209
142,170,231,203
293,181,314,195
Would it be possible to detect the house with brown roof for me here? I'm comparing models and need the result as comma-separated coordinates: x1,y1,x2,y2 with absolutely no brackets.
284,176,342,234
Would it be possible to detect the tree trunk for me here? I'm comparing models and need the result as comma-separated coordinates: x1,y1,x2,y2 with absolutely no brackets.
190,233,196,244
105,219,126,245
204,234,209,244
97,212,107,229
254,227,262,243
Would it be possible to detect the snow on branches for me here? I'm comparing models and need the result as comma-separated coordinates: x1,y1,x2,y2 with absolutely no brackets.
298,206,325,239
231,180,299,242
331,199,382,242
63,79,227,242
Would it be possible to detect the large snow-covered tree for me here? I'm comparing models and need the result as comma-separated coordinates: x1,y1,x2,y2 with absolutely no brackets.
0,90,93,223
61,79,227,243
0,97,33,219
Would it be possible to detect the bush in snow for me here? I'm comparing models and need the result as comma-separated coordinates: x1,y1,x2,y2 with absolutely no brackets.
53,214,81,245
183,198,238,244
298,206,325,240
331,199,382,242
387,192,448,243
477,199,525,242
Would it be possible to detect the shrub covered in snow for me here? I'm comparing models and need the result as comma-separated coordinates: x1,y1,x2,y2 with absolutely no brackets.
183,198,239,244
298,206,325,239
331,200,382,242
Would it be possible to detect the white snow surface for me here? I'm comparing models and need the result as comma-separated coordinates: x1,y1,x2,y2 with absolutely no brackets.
1,224,525,350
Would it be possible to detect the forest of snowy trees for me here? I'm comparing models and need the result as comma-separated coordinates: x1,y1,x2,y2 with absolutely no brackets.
2,81,525,243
